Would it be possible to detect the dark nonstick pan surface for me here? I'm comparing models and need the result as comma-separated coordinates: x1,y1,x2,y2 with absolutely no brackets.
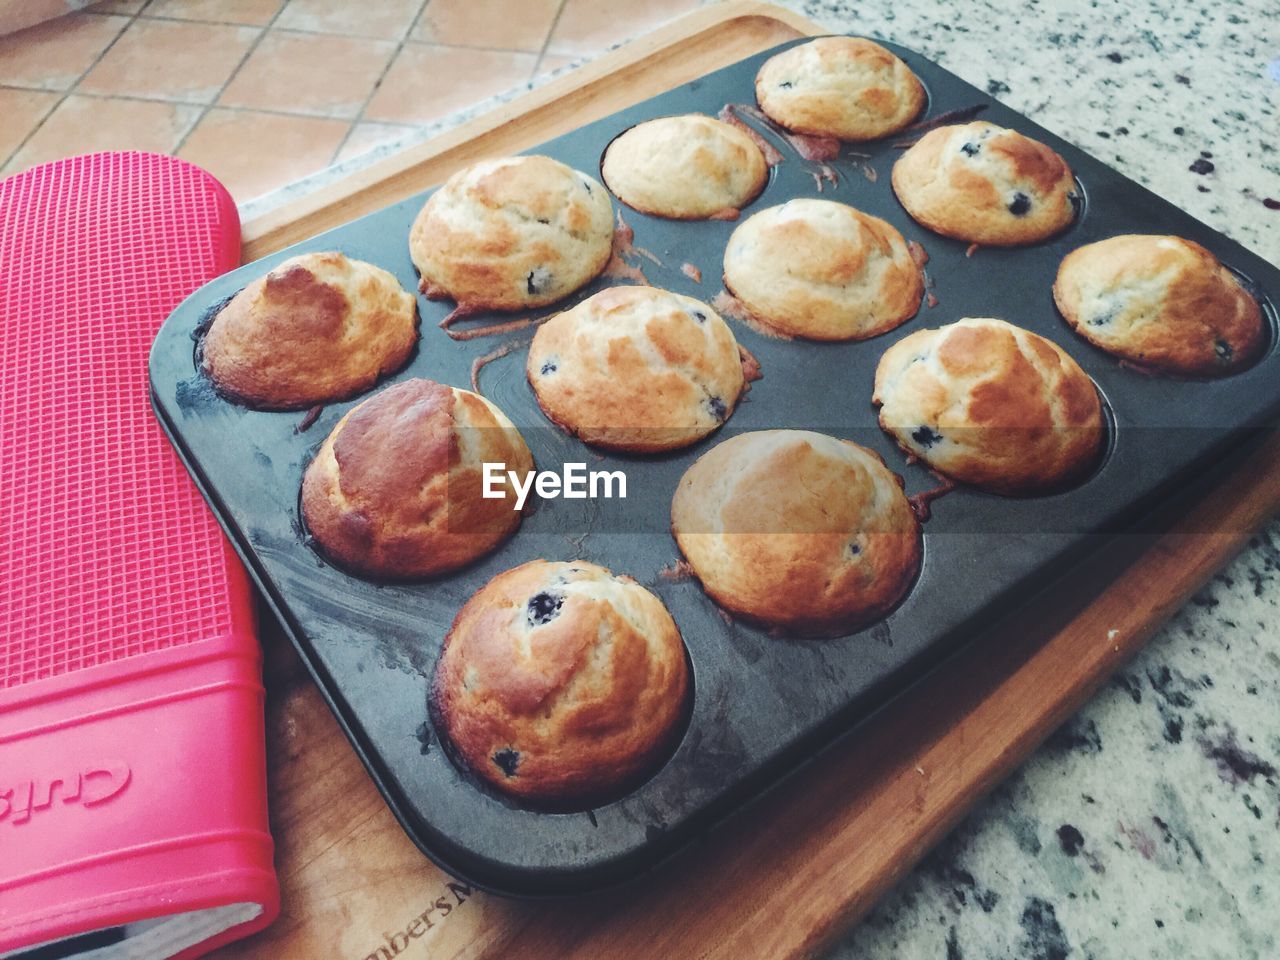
149,35,1280,896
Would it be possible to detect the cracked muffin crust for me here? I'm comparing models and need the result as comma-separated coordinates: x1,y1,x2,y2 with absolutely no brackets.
202,250,417,410
754,36,926,141
892,121,1077,246
408,155,614,311
722,198,923,341
301,378,533,579
527,285,748,452
600,113,769,219
670,430,921,636
873,318,1105,495
1054,234,1265,377
430,559,690,805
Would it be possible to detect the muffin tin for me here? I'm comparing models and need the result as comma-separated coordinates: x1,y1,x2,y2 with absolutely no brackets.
149,35,1280,897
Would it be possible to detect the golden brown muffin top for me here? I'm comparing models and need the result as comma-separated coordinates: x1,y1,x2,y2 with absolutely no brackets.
301,378,532,578
527,285,747,452
722,199,923,340
891,122,1077,246
331,378,454,512
601,114,769,219
671,430,921,636
432,560,689,804
202,251,417,409
408,155,614,311
1054,234,1265,377
873,318,1104,494
755,37,925,141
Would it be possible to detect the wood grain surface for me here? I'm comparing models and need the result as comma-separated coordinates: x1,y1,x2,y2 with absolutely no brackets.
211,6,1280,958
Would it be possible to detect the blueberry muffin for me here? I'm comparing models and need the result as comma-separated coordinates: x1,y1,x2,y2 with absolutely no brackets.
892,122,1077,246
670,430,921,636
408,155,614,311
1054,234,1265,377
873,318,1104,494
301,378,533,579
431,560,690,805
722,199,923,341
601,114,769,219
755,36,925,141
527,286,747,452
202,251,417,410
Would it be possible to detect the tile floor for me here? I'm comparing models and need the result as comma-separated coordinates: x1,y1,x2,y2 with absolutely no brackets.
0,0,707,204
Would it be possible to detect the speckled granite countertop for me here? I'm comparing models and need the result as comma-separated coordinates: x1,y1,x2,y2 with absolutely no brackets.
802,2,1280,958
246,1,1280,957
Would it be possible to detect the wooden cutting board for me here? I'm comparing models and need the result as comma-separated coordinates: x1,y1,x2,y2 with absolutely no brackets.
211,4,1280,958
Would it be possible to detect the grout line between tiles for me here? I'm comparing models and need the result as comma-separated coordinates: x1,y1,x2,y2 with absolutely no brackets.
9,87,362,120
87,10,272,29
88,7,565,53
0,8,141,170
530,0,569,80
169,5,287,156
327,0,433,165
116,11,398,39
404,37,557,57
3,0,570,172
5,0,691,178
100,5,443,42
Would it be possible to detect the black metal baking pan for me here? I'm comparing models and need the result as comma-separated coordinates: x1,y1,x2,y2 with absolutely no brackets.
149,35,1280,897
